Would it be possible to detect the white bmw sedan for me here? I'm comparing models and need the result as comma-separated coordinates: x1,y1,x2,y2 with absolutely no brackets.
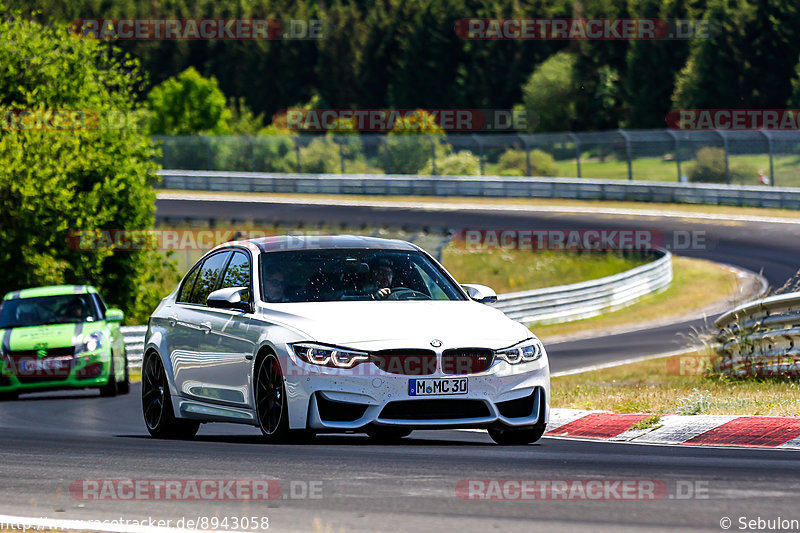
142,235,550,445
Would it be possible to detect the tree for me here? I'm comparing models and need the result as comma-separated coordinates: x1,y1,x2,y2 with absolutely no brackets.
147,67,231,134
0,8,176,323
520,51,578,132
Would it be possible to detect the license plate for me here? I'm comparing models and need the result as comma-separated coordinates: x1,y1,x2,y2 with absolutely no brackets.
19,358,70,374
408,378,468,396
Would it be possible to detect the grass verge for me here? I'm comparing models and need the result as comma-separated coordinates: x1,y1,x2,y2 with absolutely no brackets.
552,353,800,416
441,247,647,293
531,256,741,340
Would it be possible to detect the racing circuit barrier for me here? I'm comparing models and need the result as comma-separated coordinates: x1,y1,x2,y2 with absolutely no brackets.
714,292,800,377
493,249,672,325
119,250,672,368
158,170,800,209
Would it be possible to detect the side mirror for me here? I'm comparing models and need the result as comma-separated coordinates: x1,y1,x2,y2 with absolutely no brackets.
461,284,498,304
207,287,251,312
105,308,124,322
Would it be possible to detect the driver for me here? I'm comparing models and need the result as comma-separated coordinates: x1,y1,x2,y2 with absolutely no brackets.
63,298,84,322
369,258,395,300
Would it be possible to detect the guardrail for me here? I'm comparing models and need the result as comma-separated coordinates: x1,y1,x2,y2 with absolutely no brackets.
715,292,800,377
120,250,672,367
494,250,672,325
158,170,800,209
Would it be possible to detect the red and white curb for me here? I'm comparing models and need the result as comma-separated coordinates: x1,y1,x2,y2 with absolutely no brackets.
546,408,800,449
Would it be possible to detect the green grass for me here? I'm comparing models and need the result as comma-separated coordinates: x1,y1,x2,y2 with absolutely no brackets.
441,247,647,293
553,353,800,416
531,256,740,339
487,153,800,186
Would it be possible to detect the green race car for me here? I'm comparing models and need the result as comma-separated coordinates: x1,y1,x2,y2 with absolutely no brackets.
0,285,129,400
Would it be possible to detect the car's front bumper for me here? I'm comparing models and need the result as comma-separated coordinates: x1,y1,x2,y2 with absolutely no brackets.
0,351,112,393
282,352,550,431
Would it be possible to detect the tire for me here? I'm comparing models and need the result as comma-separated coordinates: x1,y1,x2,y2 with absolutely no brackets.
0,391,18,401
254,353,290,443
366,426,412,443
99,353,118,397
488,423,547,445
117,351,130,395
141,352,199,439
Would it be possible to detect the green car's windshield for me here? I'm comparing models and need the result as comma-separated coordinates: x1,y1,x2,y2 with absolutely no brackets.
0,294,99,328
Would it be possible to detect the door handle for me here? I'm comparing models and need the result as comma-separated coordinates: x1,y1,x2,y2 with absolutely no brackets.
200,321,212,334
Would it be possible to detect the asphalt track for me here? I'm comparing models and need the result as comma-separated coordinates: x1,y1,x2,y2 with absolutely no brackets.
2,196,799,532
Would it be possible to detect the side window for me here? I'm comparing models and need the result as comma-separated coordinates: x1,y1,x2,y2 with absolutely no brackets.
219,251,251,302
177,265,201,303
188,252,231,305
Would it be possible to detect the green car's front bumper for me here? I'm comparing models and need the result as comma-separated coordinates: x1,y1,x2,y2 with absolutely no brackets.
0,349,113,393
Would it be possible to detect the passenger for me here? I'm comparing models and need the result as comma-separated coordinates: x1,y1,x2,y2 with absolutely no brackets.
265,271,289,302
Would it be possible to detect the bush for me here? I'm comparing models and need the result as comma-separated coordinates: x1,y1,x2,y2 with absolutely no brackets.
0,12,177,323
419,150,481,175
386,110,448,174
497,149,558,177
687,147,758,183
147,67,231,135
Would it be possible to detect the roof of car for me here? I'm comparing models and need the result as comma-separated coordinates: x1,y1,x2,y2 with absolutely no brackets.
3,285,98,300
246,235,420,253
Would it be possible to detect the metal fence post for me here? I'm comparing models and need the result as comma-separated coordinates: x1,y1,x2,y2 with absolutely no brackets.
472,134,484,175
293,136,302,173
336,136,345,174
619,129,633,181
715,131,731,184
382,136,391,173
759,130,775,186
568,132,581,178
666,129,681,182
201,135,212,170
245,135,255,171
425,134,437,175
517,134,531,176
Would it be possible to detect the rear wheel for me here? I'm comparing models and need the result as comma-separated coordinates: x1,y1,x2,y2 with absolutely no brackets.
141,352,199,439
488,423,546,445
255,353,289,443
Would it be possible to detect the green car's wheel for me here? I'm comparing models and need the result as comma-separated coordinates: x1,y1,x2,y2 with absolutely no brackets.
117,351,130,395
99,353,118,398
0,391,18,401
142,352,199,439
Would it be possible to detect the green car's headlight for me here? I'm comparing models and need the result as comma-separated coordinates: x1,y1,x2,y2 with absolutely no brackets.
495,339,543,365
76,332,103,354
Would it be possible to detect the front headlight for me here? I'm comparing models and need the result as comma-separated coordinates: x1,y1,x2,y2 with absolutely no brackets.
291,343,370,369
76,332,104,355
495,338,543,365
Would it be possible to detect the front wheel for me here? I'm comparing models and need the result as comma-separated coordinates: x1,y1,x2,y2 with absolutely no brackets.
99,354,118,397
141,352,199,439
117,351,130,395
255,354,289,443
488,423,547,445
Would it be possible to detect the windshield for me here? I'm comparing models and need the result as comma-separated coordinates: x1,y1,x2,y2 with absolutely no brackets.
0,294,99,328
260,249,465,303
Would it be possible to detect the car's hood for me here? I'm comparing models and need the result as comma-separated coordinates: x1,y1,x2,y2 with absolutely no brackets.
0,322,103,351
257,301,532,350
